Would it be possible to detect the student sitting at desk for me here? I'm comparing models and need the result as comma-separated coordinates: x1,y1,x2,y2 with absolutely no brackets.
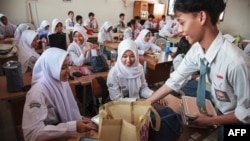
107,39,153,102
123,19,136,40
12,23,31,46
98,21,116,59
37,20,50,41
84,12,99,32
48,19,70,49
134,29,161,55
17,30,40,73
67,26,99,66
22,48,97,141
65,11,75,28
0,13,17,44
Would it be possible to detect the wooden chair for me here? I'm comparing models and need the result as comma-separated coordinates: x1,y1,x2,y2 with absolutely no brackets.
91,76,108,113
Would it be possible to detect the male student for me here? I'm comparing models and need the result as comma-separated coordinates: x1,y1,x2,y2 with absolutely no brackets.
146,0,250,141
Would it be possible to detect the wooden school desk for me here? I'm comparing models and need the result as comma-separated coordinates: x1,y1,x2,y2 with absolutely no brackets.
139,52,173,85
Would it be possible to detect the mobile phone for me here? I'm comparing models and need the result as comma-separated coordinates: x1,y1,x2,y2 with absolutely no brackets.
79,137,98,141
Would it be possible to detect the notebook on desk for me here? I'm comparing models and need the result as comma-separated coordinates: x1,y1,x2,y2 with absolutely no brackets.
48,33,67,50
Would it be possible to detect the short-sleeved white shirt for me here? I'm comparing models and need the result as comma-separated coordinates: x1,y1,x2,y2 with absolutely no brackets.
166,32,250,123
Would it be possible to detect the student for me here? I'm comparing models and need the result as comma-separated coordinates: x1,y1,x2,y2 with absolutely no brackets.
84,12,99,32
107,39,153,102
65,11,75,28
17,30,40,73
116,13,126,33
143,14,156,29
134,29,161,55
74,15,83,27
158,15,180,38
98,21,115,59
67,26,99,66
0,13,17,43
159,15,166,30
37,20,50,41
134,15,142,32
123,19,136,40
146,0,250,140
12,23,31,46
22,48,97,141
48,19,70,48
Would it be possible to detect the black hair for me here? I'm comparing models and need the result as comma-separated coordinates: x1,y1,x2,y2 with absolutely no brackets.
127,19,136,27
162,15,166,18
174,0,226,25
134,16,141,20
148,14,155,19
119,13,125,17
68,11,74,15
88,12,95,17
175,37,191,57
76,15,82,21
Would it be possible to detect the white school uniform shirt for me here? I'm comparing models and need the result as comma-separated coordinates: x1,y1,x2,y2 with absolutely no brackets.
143,20,154,29
17,30,40,73
65,17,75,27
166,32,250,123
159,19,166,30
22,48,82,141
97,21,113,43
134,29,161,55
123,27,133,40
244,43,250,56
83,18,98,29
67,26,92,66
0,13,17,39
107,39,153,102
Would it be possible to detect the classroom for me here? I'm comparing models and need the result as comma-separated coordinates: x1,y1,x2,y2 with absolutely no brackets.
0,0,250,141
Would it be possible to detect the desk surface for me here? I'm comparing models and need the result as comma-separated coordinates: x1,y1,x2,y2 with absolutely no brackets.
0,67,109,101
100,42,120,50
88,32,122,39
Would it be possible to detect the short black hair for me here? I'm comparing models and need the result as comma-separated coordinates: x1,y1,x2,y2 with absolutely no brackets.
174,0,226,25
127,19,136,27
148,14,155,19
76,15,82,21
68,11,74,15
88,12,95,17
162,15,166,18
119,13,125,17
176,37,190,56
134,16,141,20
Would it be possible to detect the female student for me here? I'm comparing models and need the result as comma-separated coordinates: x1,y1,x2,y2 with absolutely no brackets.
17,30,40,73
107,39,153,102
67,26,99,66
37,20,50,41
123,19,136,40
146,0,250,140
48,19,70,48
22,48,97,141
12,23,31,45
134,29,161,55
0,13,17,43
98,21,115,59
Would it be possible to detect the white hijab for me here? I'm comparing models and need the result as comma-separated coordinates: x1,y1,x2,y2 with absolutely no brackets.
98,21,113,43
32,48,81,122
0,13,6,26
51,19,62,34
18,30,40,73
37,20,50,34
71,26,88,55
134,29,151,50
13,23,30,45
114,39,144,96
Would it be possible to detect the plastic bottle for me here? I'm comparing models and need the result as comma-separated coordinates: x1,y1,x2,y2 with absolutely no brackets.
165,40,171,55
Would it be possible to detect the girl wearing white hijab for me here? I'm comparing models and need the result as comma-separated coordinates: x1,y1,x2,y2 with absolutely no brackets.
18,30,40,73
134,29,161,55
97,21,115,59
37,20,50,40
22,48,97,141
48,19,70,47
67,26,99,66
107,39,153,102
0,13,17,43
12,23,30,45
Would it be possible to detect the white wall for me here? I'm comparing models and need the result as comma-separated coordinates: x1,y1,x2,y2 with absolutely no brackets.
0,0,250,39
